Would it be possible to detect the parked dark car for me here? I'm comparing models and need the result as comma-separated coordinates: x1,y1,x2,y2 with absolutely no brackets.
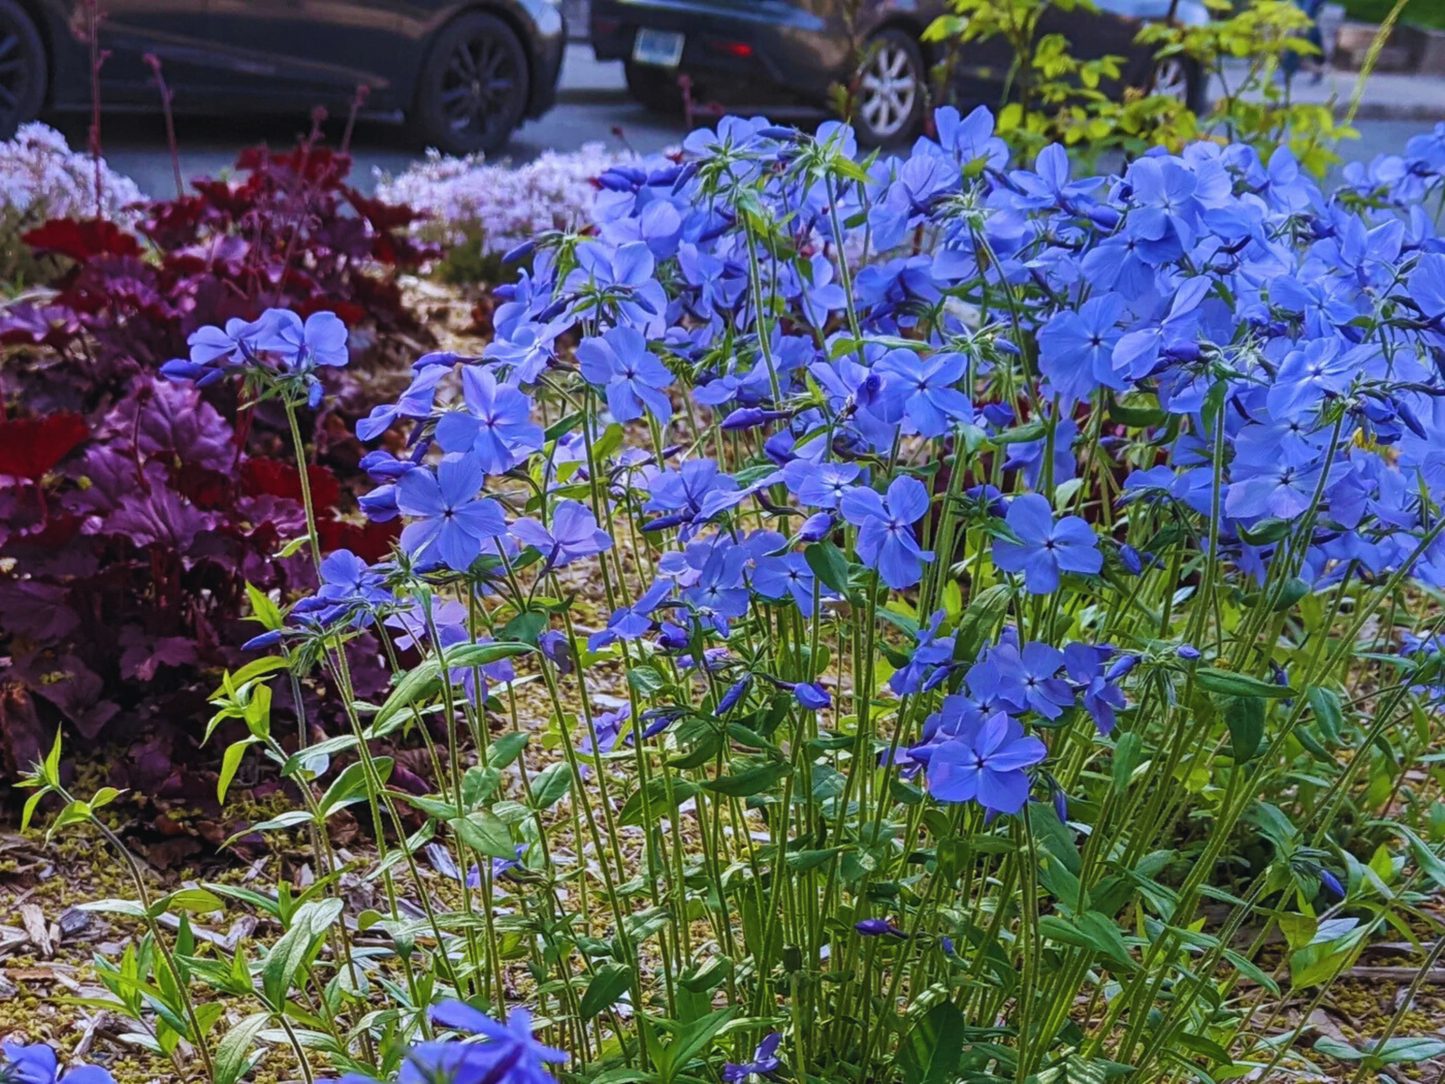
591,0,1209,145
0,0,566,153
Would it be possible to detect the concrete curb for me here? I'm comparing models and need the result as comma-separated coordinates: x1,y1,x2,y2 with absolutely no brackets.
1341,102,1445,122
555,87,634,107
553,87,1445,122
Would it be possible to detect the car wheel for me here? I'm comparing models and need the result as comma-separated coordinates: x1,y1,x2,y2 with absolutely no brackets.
624,61,682,115
853,28,926,146
1152,55,1206,115
0,0,46,141
414,12,529,156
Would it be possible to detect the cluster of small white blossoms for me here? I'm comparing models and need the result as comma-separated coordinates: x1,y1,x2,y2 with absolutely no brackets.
373,142,630,253
1,122,143,228
1,123,144,280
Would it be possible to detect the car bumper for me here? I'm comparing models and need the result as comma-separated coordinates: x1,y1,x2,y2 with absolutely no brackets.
527,0,568,117
589,0,840,100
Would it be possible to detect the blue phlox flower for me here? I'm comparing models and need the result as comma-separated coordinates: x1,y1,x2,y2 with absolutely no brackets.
1037,293,1127,404
510,500,613,568
424,1001,567,1084
577,326,675,425
992,493,1102,594
785,459,861,509
925,710,1047,814
752,552,825,611
722,1034,783,1083
357,364,447,442
926,104,1009,171
872,349,973,438
0,1043,117,1084
395,453,508,571
889,610,957,696
839,476,935,589
433,367,544,474
253,308,350,369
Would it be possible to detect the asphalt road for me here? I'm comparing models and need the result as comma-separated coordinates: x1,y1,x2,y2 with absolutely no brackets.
38,45,1434,198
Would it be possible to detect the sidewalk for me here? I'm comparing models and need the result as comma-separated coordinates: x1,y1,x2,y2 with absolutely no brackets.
1214,59,1445,122
557,43,630,105
557,43,1445,124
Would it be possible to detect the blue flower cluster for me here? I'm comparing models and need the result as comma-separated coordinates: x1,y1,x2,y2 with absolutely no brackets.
200,105,1445,822
1,1042,116,1084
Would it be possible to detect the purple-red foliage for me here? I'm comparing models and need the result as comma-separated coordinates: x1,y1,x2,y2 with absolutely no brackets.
0,143,419,802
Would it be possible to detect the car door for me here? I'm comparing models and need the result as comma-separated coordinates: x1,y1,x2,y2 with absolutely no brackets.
85,0,222,105
198,0,406,110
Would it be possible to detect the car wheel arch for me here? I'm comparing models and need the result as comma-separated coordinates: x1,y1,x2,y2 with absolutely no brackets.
7,0,52,109
410,0,537,117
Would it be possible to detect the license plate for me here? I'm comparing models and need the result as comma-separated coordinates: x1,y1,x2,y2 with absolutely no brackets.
632,28,684,68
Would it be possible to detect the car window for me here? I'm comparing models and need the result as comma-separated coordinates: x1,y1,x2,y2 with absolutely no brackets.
1091,0,1210,23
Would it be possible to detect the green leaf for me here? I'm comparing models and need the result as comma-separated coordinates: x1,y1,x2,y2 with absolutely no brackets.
1196,667,1293,698
578,963,633,1020
280,735,359,778
618,779,698,828
245,582,284,630
1376,1037,1445,1064
894,1000,965,1084
1111,732,1145,794
219,739,259,805
661,1006,737,1079
1384,824,1445,892
161,888,225,915
78,898,149,919
452,809,516,860
261,899,342,1009
487,731,529,770
702,763,790,798
319,759,392,819
1306,685,1344,743
952,584,1013,669
214,1011,271,1084
804,541,853,598
529,762,572,811
1222,695,1264,762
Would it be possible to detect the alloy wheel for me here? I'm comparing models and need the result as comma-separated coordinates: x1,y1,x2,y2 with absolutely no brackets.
858,39,919,140
439,32,519,143
1152,56,1191,103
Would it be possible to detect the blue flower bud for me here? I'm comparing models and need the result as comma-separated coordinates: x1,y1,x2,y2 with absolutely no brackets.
1105,654,1138,682
359,484,400,522
1320,869,1345,898
855,918,903,937
1177,643,1201,660
717,675,752,715
800,512,835,543
792,682,831,711
243,630,285,651
1119,544,1143,575
502,240,536,264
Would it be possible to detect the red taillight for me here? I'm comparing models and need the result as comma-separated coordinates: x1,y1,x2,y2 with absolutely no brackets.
709,39,753,58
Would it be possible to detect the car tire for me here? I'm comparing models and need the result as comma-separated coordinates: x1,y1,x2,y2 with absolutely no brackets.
0,0,46,141
414,12,530,157
1152,54,1206,115
624,60,682,115
853,28,926,146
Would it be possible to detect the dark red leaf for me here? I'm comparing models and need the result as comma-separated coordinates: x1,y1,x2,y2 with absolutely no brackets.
241,457,342,510
318,517,399,563
0,414,89,480
23,217,142,261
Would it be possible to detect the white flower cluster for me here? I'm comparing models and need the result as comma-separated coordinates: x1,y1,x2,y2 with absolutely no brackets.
1,122,144,282
373,142,629,253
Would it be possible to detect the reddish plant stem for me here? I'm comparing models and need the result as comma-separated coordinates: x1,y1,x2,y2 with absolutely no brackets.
341,83,369,156
271,106,328,308
85,0,109,217
144,53,184,199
